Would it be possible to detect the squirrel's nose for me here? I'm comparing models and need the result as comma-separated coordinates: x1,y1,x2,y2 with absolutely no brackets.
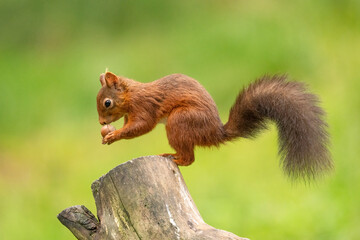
99,119,107,125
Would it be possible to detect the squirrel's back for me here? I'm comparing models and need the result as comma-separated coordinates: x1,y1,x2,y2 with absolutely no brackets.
150,73,218,108
130,73,223,124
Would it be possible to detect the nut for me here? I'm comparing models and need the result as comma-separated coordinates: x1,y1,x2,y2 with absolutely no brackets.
101,124,116,137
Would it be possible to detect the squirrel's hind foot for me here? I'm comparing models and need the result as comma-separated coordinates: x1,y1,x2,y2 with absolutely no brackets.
159,153,194,166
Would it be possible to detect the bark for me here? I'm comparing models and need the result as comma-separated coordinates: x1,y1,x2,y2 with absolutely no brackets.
58,155,248,240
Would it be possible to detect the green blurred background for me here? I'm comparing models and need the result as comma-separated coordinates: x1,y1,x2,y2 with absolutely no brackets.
0,0,359,239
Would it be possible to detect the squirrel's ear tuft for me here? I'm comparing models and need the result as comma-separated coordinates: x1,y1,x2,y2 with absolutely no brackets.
99,73,106,86
104,71,120,88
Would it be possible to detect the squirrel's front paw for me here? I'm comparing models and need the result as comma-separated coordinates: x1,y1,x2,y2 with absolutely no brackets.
102,131,119,145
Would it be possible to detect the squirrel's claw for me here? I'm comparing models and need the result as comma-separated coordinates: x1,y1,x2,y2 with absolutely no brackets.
102,131,117,145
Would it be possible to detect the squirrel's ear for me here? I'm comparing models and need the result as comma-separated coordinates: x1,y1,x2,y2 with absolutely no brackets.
104,71,120,88
99,73,106,86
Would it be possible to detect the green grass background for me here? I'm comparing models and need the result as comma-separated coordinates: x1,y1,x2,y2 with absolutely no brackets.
0,0,359,239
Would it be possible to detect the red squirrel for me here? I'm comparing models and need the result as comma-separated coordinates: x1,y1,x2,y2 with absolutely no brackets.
97,71,332,180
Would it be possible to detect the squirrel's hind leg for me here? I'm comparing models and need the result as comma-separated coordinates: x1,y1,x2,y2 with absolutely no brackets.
164,108,198,166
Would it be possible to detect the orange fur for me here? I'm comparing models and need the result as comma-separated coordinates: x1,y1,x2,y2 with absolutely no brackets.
97,72,332,179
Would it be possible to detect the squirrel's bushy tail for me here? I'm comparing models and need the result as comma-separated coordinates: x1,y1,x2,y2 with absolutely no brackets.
224,75,332,180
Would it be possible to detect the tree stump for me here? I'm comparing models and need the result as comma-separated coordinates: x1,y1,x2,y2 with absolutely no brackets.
58,156,248,240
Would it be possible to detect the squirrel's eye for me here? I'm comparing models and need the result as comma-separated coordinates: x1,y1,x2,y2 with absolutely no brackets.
104,99,112,108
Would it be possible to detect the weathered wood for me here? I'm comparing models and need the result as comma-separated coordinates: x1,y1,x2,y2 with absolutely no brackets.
58,156,248,240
